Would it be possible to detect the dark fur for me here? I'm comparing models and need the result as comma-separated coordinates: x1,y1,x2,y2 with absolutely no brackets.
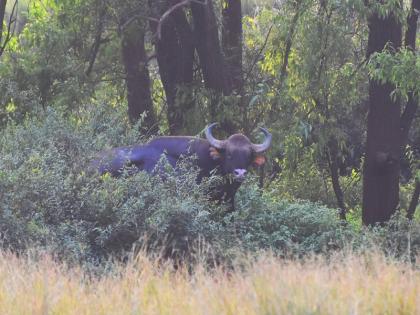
92,134,264,212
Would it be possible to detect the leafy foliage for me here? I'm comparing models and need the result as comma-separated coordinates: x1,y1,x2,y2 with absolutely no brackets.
368,48,420,101
0,0,419,266
1,108,420,264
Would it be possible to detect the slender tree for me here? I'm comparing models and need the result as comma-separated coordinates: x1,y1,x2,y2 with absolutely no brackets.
190,0,231,95
404,0,420,219
149,0,194,135
327,137,347,220
222,0,243,92
190,0,242,134
362,4,402,225
0,0,18,57
401,0,419,148
279,0,303,84
407,182,420,219
120,18,156,129
310,1,348,220
0,1,6,44
85,2,107,77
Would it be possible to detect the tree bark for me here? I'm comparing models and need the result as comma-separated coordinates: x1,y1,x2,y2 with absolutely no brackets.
401,0,419,148
404,0,419,49
407,181,420,220
150,0,194,135
85,4,107,77
120,19,156,129
222,0,243,92
0,0,17,57
0,0,6,46
403,0,419,220
279,1,302,84
328,138,347,220
191,0,231,95
362,7,402,225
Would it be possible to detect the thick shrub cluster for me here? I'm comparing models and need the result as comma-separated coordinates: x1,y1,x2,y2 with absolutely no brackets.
0,108,225,262
233,186,348,255
1,107,419,264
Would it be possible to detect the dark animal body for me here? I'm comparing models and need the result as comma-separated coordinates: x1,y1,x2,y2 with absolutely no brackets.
92,124,272,211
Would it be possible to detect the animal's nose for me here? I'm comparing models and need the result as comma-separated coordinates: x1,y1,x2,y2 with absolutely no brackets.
233,169,247,178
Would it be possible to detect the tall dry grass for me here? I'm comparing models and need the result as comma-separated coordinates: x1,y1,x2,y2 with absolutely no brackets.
0,250,419,315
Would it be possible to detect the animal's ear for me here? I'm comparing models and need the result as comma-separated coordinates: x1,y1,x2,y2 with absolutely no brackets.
253,155,266,166
209,147,222,160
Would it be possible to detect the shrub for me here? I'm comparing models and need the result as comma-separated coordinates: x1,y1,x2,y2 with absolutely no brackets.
231,182,350,256
1,107,419,265
0,107,227,262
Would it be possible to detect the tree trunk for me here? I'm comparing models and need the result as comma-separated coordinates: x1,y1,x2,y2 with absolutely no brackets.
407,181,420,220
150,0,194,135
362,7,402,225
404,0,419,50
85,4,107,77
120,19,156,129
403,0,419,220
328,138,347,220
401,0,419,148
279,1,302,84
0,0,18,57
0,0,6,46
222,0,243,93
191,0,231,95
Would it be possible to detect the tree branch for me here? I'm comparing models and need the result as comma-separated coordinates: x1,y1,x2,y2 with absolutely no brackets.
120,0,206,40
407,180,420,220
0,0,18,57
400,0,419,147
120,14,158,32
327,138,347,220
85,5,106,76
244,24,273,82
279,1,303,84
0,0,7,45
403,0,420,221
156,0,206,40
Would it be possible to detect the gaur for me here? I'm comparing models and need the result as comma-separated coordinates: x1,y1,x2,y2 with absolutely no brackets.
92,123,272,211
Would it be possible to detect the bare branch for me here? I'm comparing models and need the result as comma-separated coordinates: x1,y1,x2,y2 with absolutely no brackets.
120,0,206,39
156,0,206,40
156,0,190,40
401,0,419,147
244,24,273,83
407,181,419,220
0,0,7,44
279,1,302,84
120,13,158,32
0,0,18,57
85,5,106,76
145,53,156,66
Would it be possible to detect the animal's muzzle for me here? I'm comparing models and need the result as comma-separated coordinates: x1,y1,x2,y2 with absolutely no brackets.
233,168,247,181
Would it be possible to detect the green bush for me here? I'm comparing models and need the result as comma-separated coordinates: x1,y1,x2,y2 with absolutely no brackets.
231,182,350,255
1,107,420,265
356,213,420,261
0,107,226,262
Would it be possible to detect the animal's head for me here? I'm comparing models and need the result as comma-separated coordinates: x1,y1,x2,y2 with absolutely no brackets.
205,123,272,181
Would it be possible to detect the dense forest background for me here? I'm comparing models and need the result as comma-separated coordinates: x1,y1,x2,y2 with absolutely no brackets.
0,0,419,263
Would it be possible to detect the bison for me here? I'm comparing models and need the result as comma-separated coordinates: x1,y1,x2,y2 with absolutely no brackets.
92,123,272,211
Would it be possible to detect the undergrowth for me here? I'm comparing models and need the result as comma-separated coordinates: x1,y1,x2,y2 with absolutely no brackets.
0,107,419,266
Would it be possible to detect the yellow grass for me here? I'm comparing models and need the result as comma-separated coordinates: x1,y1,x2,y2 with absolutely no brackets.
0,251,419,315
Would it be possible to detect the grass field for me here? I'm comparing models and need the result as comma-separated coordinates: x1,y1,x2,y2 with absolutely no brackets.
0,251,419,315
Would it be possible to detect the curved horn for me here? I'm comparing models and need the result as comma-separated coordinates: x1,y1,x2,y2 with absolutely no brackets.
205,123,225,149
252,127,272,153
